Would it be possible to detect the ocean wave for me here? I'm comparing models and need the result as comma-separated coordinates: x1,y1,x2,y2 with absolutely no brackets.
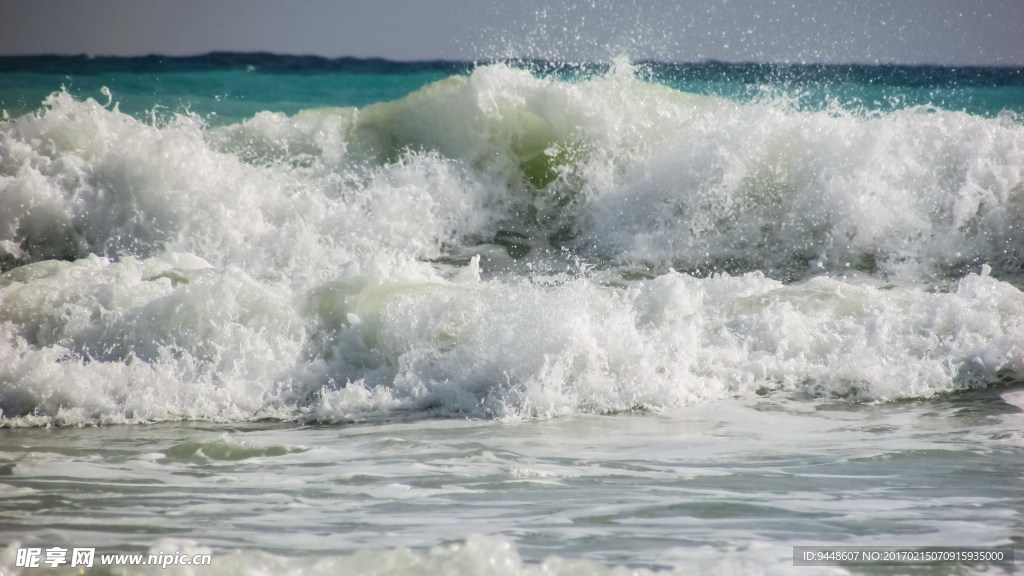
1,62,1023,426
1,253,1021,427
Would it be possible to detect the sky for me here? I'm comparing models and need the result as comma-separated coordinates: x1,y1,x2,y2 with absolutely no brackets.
1,0,1022,65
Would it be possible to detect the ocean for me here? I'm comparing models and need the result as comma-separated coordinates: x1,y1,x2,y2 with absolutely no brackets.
0,53,1022,575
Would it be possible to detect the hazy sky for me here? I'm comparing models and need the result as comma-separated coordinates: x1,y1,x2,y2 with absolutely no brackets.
2,0,1022,65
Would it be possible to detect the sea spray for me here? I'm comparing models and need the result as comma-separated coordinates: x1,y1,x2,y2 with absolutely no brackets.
1,61,1022,427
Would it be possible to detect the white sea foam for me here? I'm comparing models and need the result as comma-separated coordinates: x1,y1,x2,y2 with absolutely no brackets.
586,100,1024,280
1,63,1022,426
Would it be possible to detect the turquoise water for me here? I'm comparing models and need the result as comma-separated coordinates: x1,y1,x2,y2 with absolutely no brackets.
0,55,463,124
1,54,1023,575
3,55,1021,123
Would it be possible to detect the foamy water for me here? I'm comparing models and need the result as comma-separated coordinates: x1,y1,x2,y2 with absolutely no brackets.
1,56,1022,575
2,395,1022,575
2,62,1022,427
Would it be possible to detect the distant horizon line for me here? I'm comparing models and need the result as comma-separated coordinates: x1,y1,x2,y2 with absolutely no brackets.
1,51,1023,70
